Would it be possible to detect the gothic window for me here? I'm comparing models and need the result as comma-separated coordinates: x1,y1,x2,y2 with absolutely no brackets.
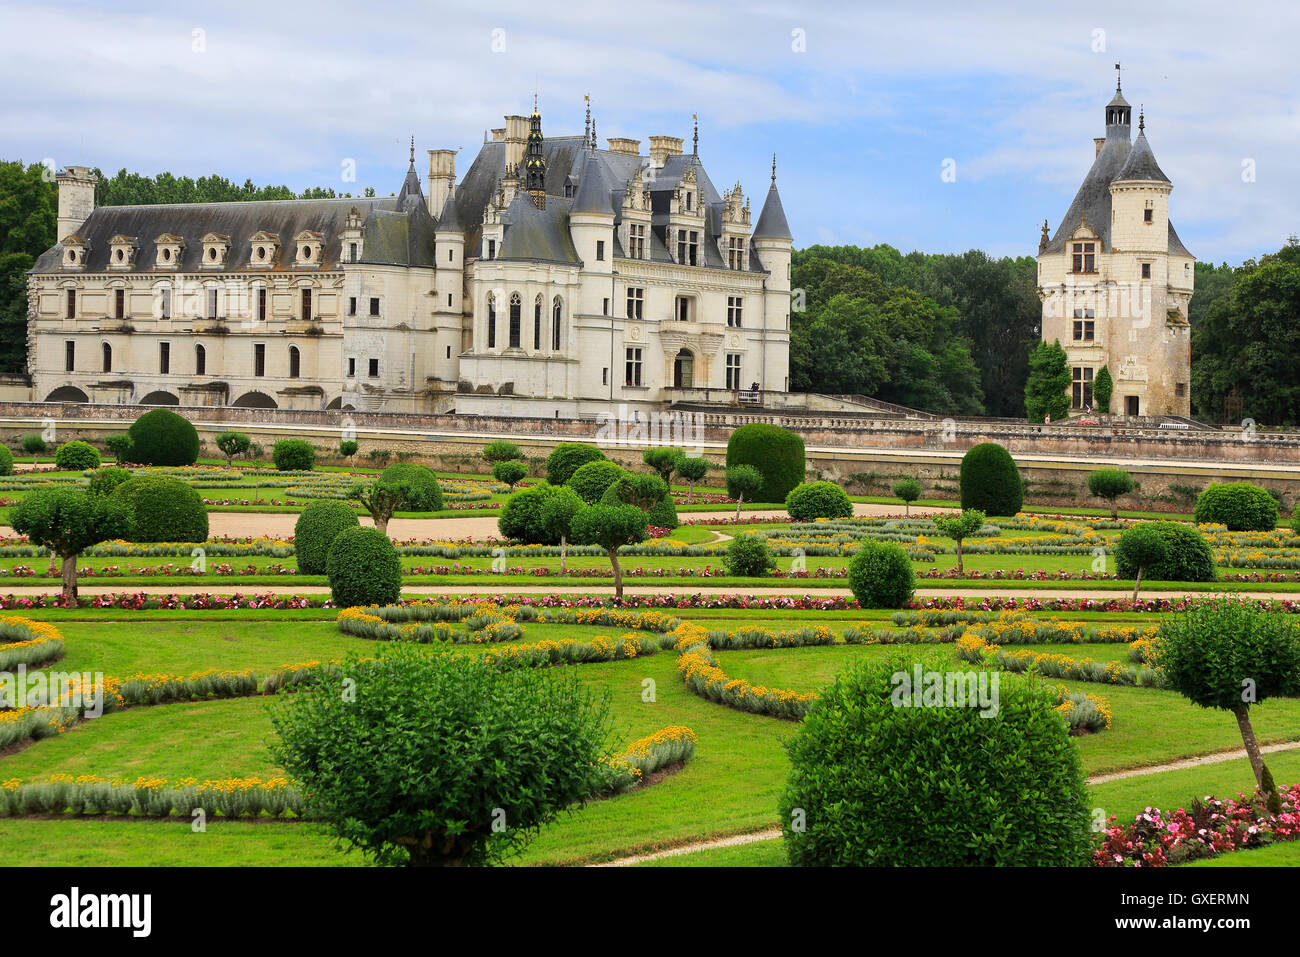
552,297,562,351
509,293,522,348
487,294,496,349
534,295,542,350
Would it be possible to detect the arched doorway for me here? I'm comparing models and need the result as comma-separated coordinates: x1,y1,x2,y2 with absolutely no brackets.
45,386,89,403
139,390,180,406
673,349,694,389
231,391,278,409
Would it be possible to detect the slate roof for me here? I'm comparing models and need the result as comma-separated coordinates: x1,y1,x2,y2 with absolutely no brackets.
1116,130,1170,184
753,183,792,240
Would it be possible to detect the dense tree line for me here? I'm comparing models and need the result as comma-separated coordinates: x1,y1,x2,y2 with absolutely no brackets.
93,168,376,206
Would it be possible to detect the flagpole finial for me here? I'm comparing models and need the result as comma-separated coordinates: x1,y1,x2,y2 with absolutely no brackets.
771,153,777,185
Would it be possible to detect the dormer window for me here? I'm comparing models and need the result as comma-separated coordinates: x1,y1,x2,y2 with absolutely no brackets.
107,235,136,269
154,234,184,269
201,233,230,268
248,231,280,269
63,237,87,269
293,230,324,267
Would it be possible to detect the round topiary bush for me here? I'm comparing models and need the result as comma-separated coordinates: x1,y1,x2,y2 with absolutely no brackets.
498,483,564,545
646,493,679,531
959,443,1023,517
273,439,316,472
1113,521,1215,582
566,460,628,505
0,443,12,477
326,526,402,608
545,443,606,487
723,533,776,577
492,460,528,488
847,541,915,609
726,424,805,504
378,462,444,511
779,652,1092,866
1193,482,1278,532
126,409,200,467
111,476,209,543
54,440,101,471
294,500,362,576
86,467,131,498
785,481,853,521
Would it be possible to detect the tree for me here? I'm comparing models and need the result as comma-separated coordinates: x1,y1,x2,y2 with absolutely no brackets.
893,477,921,516
933,509,985,575
642,447,683,483
10,487,134,598
339,440,359,462
0,161,56,373
492,460,527,490
675,456,710,503
1092,366,1114,414
1024,340,1071,423
214,431,251,468
606,473,667,512
1157,599,1300,813
725,464,764,519
482,440,523,464
269,644,612,866
570,503,648,598
1114,524,1168,601
21,434,46,464
347,481,409,536
1087,468,1134,519
539,486,584,574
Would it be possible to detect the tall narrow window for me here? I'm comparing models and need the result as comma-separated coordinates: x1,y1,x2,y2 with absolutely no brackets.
207,288,218,319
534,295,542,350
114,289,125,320
348,296,356,317
257,288,267,323
66,290,75,319
508,293,521,349
626,287,643,320
195,344,206,375
1141,262,1151,279
487,295,496,348
289,345,300,379
726,353,742,390
160,287,171,320
369,297,379,316
64,340,75,371
595,240,605,261
1072,366,1094,409
368,358,379,378
487,239,496,259
727,237,745,270
552,298,562,351
101,342,111,372
347,357,356,377
677,297,690,322
727,296,743,327
254,343,266,377
628,224,646,259
159,342,170,374
349,242,358,261
1143,208,1153,223
625,347,643,387
300,288,312,322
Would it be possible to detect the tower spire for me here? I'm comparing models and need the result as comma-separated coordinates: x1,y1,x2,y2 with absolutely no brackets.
584,94,591,148
409,135,415,166
771,153,777,186
1139,104,1145,132
692,113,698,155
524,97,547,209
1115,61,1121,92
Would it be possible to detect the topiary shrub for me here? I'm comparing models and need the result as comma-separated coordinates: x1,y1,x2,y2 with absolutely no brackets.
785,481,853,521
111,476,209,543
126,409,199,467
326,526,402,608
1193,482,1278,532
0,443,12,476
726,424,804,504
492,460,527,489
498,483,563,545
295,500,362,576
1113,522,1168,601
1113,521,1214,582
779,651,1092,865
214,431,252,467
273,439,316,472
566,460,627,505
959,443,1022,517
378,462,444,511
86,467,131,498
104,433,134,464
570,503,649,598
893,477,921,515
483,440,523,463
723,533,776,577
545,443,606,486
646,493,679,531
1087,468,1135,520
847,541,915,609
54,440,101,471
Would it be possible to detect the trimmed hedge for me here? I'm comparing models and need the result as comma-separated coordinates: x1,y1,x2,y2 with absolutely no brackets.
111,476,209,543
498,483,564,545
779,652,1092,865
959,443,1023,517
378,462,444,511
86,467,130,498
723,534,776,577
1193,482,1278,532
1114,521,1215,582
726,424,804,504
0,444,11,477
646,493,679,530
273,439,316,472
294,500,361,575
545,443,606,486
55,441,101,471
127,409,199,467
785,481,853,521
847,541,914,609
567,460,628,505
326,526,402,608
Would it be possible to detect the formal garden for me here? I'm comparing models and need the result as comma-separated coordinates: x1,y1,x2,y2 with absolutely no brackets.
2,410,1299,867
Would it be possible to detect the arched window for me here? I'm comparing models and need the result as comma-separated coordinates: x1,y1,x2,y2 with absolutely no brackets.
508,293,522,349
552,297,562,351
486,294,496,349
101,342,112,373
195,343,207,375
534,295,543,350
289,345,301,379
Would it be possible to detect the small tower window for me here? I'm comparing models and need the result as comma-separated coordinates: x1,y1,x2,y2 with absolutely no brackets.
1143,208,1153,223
289,345,301,379
1141,263,1151,279
195,344,206,375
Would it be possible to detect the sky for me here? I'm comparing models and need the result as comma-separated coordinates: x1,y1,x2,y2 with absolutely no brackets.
2,0,1295,266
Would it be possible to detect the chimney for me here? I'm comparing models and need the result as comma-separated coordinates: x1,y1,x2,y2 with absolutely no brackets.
504,115,528,170
427,149,456,217
648,135,683,169
56,165,97,242
607,137,640,156
491,128,506,142
1094,137,1105,158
